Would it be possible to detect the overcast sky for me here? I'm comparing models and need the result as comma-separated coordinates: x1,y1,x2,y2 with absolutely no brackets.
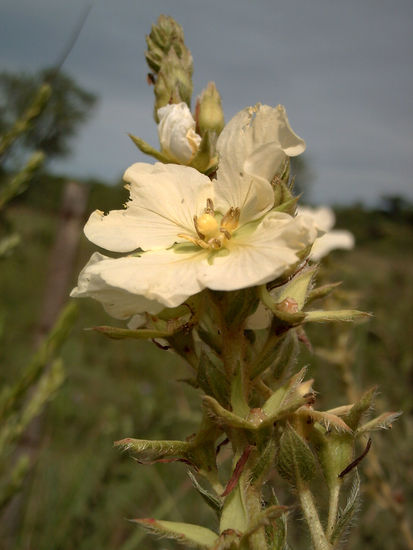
1,0,412,204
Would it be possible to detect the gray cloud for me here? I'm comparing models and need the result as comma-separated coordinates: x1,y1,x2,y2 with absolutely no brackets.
1,0,412,204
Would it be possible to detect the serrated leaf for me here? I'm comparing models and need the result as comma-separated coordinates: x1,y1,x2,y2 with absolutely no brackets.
331,471,361,544
304,309,371,323
277,424,316,484
131,518,218,548
356,411,402,436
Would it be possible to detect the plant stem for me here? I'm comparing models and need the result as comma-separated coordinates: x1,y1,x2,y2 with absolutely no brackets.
297,481,332,550
326,483,340,540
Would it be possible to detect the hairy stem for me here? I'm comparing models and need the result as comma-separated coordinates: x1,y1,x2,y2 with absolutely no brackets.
297,481,332,550
326,483,340,541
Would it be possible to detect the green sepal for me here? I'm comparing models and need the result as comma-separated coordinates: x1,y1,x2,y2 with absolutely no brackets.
190,130,217,173
272,266,317,310
277,424,317,485
128,133,171,163
311,424,353,490
304,309,371,324
130,518,218,549
272,194,299,215
273,179,295,211
259,285,305,326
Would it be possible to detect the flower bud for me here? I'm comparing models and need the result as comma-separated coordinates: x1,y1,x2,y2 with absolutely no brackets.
145,15,194,121
157,102,201,163
196,82,225,136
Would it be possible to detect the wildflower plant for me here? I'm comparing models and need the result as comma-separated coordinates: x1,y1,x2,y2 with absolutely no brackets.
72,15,400,550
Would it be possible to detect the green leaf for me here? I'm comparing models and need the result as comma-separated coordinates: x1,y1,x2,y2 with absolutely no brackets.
131,518,218,549
330,471,361,544
304,309,371,323
128,133,171,163
277,424,317,485
187,471,222,516
306,281,342,305
197,352,229,406
91,325,171,340
356,411,402,436
343,386,377,431
251,330,298,380
114,438,191,464
241,505,290,541
262,367,307,417
203,395,252,430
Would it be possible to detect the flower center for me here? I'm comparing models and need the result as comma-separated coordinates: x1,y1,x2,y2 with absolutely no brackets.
178,198,240,250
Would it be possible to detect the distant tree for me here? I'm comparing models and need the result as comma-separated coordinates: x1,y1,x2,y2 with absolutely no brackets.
0,68,97,160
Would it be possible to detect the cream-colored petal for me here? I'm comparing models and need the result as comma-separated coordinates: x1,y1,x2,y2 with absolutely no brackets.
85,163,213,252
74,246,207,310
158,103,201,163
214,173,275,225
134,247,207,307
217,104,305,186
297,206,335,232
198,212,317,291
310,230,355,261
70,252,164,319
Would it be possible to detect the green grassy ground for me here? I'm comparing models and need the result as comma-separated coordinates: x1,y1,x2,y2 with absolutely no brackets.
0,188,412,549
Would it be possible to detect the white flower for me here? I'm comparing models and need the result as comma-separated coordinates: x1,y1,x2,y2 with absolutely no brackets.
298,206,355,261
158,102,201,164
71,104,318,320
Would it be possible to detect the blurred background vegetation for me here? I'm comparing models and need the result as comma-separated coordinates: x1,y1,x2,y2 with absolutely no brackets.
0,67,412,550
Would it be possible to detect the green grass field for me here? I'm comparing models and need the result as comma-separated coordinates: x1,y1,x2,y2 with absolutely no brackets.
1,184,412,550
